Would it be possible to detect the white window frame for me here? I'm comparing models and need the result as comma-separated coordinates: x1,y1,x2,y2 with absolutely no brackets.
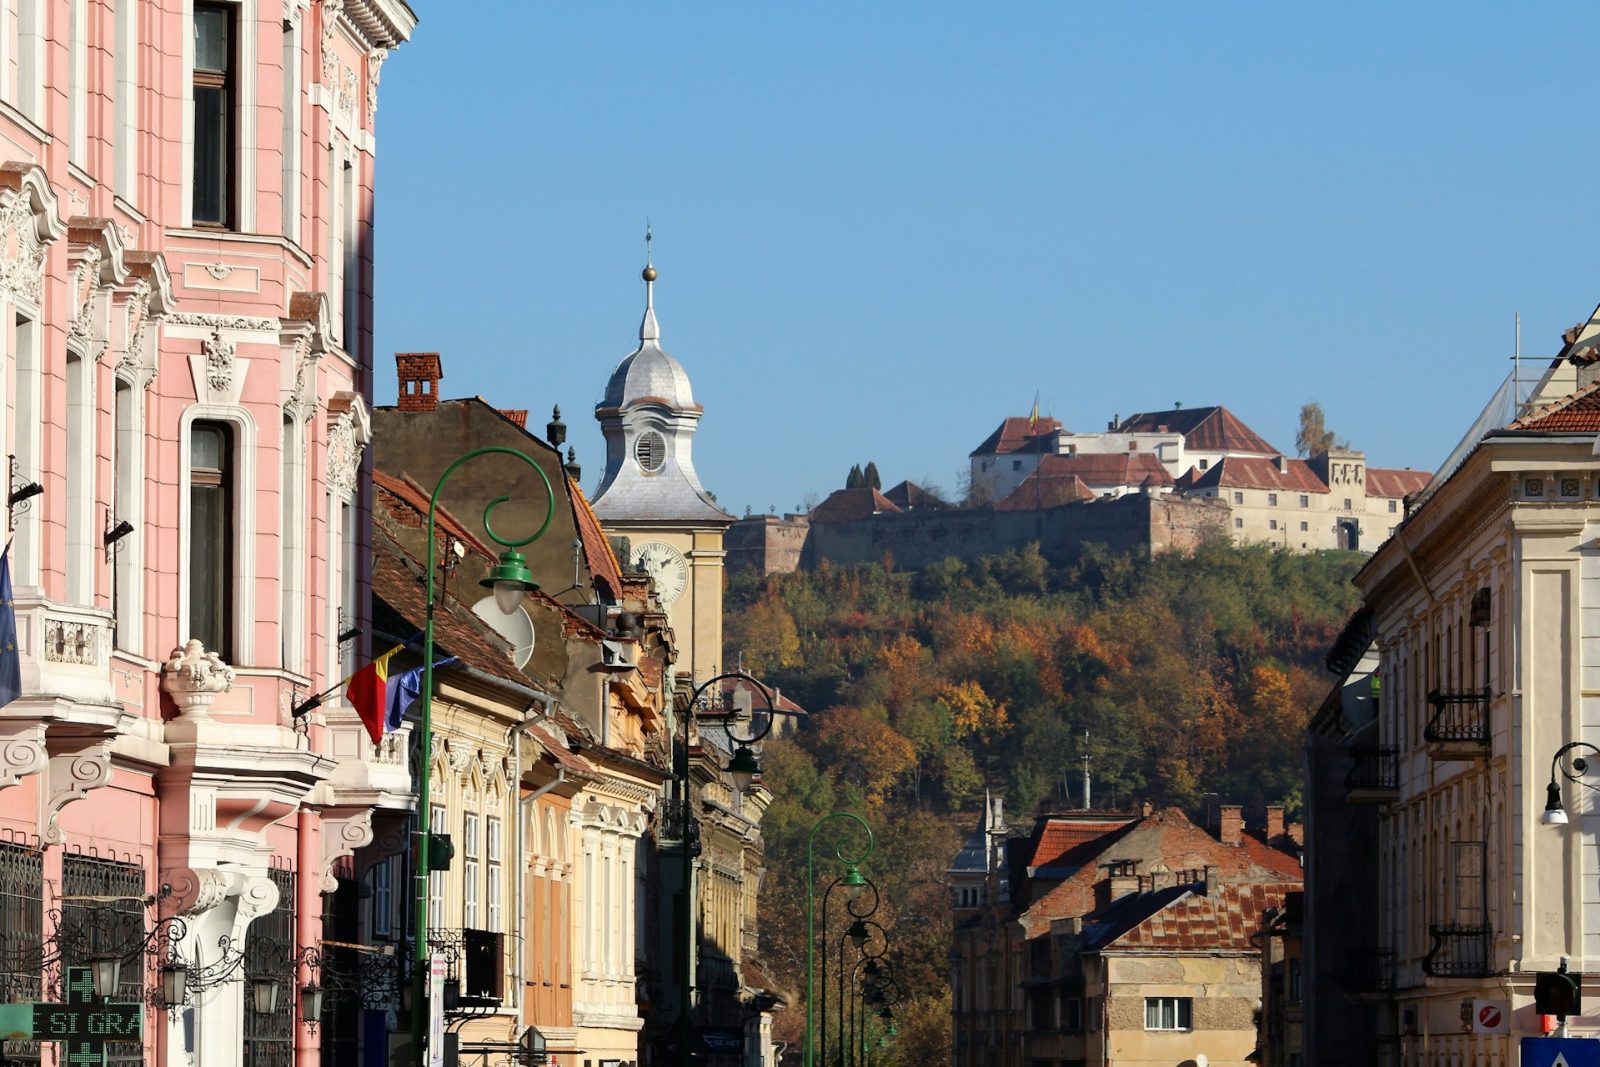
280,10,301,242
67,0,87,166
16,0,42,123
177,406,258,661
428,804,446,929
462,810,481,930
63,346,95,604
1144,996,1192,1031
371,854,393,938
486,814,502,933
280,412,305,672
110,375,145,651
12,310,41,587
182,0,259,231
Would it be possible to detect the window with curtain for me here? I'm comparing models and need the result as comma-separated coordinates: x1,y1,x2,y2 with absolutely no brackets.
189,422,233,657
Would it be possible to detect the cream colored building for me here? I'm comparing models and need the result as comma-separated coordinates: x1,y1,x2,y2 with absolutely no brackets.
1342,305,1600,1063
592,251,735,684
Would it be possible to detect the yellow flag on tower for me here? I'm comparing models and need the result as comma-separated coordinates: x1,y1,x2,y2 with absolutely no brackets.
1028,391,1040,431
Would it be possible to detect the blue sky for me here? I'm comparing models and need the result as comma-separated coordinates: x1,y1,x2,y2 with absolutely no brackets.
374,4,1600,516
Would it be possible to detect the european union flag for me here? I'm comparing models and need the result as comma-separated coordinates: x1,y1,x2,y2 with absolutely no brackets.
0,545,20,709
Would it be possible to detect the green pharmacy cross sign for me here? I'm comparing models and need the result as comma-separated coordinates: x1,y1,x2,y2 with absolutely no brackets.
0,967,143,1067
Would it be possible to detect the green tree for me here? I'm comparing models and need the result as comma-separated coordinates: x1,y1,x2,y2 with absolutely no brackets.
847,464,865,489
864,460,882,490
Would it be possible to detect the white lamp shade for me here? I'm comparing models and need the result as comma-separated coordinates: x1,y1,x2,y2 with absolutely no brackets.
493,580,525,616
90,956,122,999
251,976,280,1016
161,963,188,1008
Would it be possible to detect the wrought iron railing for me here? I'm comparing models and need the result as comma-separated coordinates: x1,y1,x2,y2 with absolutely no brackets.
1423,687,1491,747
1345,748,1400,793
1423,924,1492,978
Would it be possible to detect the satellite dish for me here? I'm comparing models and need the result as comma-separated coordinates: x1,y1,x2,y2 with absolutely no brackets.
471,597,535,669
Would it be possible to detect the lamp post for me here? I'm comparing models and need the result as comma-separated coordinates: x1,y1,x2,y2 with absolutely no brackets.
806,812,874,1067
819,876,883,1067
832,915,886,1067
673,671,775,1067
408,447,553,1067
1543,740,1600,826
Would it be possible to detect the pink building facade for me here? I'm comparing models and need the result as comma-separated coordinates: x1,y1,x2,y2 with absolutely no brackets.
0,1,413,1064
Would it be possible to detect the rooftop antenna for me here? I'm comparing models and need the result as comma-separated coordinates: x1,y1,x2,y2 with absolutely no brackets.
1082,730,1091,810
1513,312,1523,418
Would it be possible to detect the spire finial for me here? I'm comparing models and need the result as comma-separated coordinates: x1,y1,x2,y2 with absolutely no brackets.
639,224,660,343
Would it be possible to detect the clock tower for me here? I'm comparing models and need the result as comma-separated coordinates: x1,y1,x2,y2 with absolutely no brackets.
591,243,734,683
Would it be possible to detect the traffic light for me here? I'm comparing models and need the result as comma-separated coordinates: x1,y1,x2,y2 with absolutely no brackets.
421,832,455,872
1535,969,1582,1017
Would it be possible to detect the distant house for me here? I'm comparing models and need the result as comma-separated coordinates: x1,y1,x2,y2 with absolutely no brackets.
950,799,1302,1067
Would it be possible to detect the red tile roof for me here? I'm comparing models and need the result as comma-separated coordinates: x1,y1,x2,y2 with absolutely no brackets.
1366,467,1430,499
1107,881,1297,952
1115,406,1279,455
1186,455,1327,494
1019,808,1301,935
995,472,1096,511
1030,817,1140,871
970,416,1063,457
809,488,902,523
1510,378,1600,432
996,453,1173,511
568,476,624,598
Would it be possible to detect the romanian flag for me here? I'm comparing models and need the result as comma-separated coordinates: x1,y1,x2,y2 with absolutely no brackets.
346,645,405,745
1029,391,1040,431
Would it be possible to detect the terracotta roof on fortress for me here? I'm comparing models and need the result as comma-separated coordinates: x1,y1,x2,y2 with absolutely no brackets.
809,488,902,523
1366,467,1430,499
1509,378,1600,432
1114,406,1279,455
995,471,1096,511
1186,455,1327,494
970,416,1063,457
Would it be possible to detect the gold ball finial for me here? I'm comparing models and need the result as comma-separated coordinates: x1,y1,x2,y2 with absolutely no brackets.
642,264,658,282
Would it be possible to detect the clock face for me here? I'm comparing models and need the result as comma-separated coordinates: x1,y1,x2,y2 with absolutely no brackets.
633,541,689,605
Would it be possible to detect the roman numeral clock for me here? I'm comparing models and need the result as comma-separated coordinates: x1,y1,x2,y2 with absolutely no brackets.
632,541,689,605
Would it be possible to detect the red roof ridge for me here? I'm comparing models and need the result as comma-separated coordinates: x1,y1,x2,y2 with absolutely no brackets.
1509,376,1600,430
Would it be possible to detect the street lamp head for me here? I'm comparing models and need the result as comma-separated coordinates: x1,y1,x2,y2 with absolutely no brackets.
89,955,122,1000
481,549,538,614
846,918,870,949
727,744,761,794
1544,779,1570,826
250,976,280,1017
842,864,868,904
300,983,324,1024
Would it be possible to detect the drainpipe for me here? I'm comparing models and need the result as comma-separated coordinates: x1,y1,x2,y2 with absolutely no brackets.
296,807,318,1067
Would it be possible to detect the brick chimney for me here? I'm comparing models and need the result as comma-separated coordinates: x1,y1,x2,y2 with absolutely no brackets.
500,409,528,429
1276,455,1289,474
1103,859,1140,903
1140,800,1153,818
1265,805,1285,843
1217,805,1244,847
396,352,442,412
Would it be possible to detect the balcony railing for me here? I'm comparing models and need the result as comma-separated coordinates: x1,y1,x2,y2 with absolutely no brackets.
1423,687,1491,757
1350,949,1396,994
1423,924,1492,978
1345,748,1399,800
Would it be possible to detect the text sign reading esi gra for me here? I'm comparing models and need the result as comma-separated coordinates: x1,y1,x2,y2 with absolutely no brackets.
31,966,143,1067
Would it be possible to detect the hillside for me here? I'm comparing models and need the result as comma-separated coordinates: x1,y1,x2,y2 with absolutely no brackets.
735,540,1362,1060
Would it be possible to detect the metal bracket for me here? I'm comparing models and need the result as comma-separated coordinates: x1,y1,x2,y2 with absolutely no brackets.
7,455,41,532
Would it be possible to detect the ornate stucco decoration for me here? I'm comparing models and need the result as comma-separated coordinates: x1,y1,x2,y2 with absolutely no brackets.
204,327,235,393
0,727,48,791
318,809,375,893
160,640,236,719
0,163,66,306
160,866,233,915
118,277,153,383
168,312,280,331
68,245,102,349
338,65,358,117
325,391,371,497
367,48,387,120
117,253,173,390
41,747,114,845
283,291,331,418
320,0,342,82
283,0,310,25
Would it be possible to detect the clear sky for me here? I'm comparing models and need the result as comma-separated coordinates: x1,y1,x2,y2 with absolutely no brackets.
374,3,1600,517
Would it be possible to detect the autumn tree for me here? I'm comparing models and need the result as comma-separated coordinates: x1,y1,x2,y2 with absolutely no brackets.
1296,401,1337,456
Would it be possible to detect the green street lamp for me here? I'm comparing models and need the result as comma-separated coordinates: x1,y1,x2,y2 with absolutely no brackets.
673,671,775,1066
409,447,553,1067
806,812,874,1067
